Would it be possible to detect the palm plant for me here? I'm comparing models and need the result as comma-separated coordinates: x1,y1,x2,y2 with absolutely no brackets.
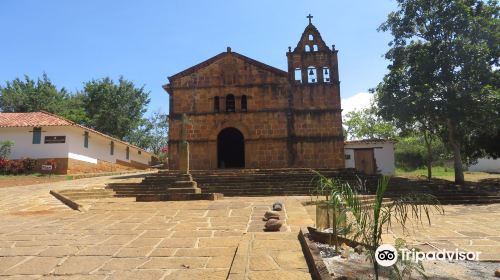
311,172,444,279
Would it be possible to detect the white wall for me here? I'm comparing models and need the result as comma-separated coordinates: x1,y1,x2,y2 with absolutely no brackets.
65,126,151,165
344,142,395,175
1,126,152,165
0,127,70,159
344,149,355,168
468,158,500,173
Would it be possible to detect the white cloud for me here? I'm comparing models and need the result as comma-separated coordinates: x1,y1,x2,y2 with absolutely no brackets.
341,92,373,117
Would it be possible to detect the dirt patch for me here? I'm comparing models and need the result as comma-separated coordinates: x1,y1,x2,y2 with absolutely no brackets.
0,175,68,188
9,210,55,216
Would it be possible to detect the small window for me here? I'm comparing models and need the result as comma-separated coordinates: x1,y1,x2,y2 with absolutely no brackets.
241,95,247,112
214,96,220,112
294,68,302,83
307,66,317,83
126,146,129,160
110,141,114,155
138,150,141,155
345,154,351,160
32,127,41,144
313,45,318,51
304,45,310,52
84,131,89,148
308,34,313,41
226,94,235,112
323,67,330,82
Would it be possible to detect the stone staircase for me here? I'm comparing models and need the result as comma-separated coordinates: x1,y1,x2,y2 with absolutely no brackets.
104,169,500,205
373,177,500,205
106,168,379,198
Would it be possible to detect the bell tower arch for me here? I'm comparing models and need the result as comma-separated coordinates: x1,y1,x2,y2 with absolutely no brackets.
286,14,339,85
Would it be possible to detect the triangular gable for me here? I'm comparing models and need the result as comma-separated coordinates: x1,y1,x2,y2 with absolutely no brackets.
167,50,287,81
294,23,330,52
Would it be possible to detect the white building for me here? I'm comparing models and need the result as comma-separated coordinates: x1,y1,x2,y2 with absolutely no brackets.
344,139,396,175
0,111,153,174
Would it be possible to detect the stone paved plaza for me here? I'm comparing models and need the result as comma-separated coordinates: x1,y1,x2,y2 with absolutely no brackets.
0,173,313,279
0,173,499,279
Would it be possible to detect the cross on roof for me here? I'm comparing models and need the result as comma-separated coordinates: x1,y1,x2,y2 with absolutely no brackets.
307,14,313,24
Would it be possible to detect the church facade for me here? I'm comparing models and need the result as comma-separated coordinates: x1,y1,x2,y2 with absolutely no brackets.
164,17,344,170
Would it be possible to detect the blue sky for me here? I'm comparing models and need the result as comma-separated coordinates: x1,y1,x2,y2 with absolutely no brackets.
0,0,397,116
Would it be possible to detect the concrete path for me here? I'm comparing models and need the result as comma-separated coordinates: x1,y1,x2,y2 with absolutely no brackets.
0,174,315,279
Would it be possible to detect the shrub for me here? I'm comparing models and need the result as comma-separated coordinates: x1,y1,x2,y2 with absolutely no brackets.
21,158,36,172
0,158,8,174
6,160,24,175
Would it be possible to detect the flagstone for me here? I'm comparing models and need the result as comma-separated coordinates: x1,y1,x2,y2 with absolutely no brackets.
2,256,61,275
54,256,109,275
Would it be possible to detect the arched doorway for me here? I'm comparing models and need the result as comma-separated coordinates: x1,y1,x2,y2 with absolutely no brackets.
217,127,245,168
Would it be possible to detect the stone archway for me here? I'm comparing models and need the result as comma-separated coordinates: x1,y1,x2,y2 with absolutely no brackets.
217,127,245,168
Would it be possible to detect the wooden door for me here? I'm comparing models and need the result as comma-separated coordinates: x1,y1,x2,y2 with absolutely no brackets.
354,149,376,174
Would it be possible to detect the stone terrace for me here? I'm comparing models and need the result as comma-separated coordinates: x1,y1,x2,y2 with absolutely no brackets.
0,175,314,279
1,173,499,279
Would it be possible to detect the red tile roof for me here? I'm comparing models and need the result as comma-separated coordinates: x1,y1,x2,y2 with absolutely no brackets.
0,112,73,127
0,111,152,155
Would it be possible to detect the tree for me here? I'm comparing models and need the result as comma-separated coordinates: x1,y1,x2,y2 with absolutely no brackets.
125,110,169,155
344,103,397,140
376,0,500,184
0,74,87,123
83,77,150,139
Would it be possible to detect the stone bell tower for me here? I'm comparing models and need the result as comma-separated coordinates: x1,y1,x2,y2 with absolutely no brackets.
285,14,345,168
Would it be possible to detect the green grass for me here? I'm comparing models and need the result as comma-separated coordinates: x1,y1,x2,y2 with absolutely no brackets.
396,166,455,178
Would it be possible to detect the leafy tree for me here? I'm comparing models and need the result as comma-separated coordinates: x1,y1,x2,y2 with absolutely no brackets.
83,77,150,139
344,103,398,140
376,0,500,184
395,134,450,172
125,110,169,155
0,74,87,123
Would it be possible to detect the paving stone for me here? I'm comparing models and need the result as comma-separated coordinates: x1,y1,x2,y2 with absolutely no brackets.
158,238,197,248
39,246,79,257
165,269,228,280
175,247,236,257
149,248,177,257
171,230,213,238
114,247,154,258
2,256,61,275
247,270,312,280
77,245,121,256
139,256,208,269
0,247,45,256
0,256,27,273
54,256,109,275
100,257,149,271
107,270,166,280
252,240,302,251
274,251,309,269
198,237,241,247
206,255,234,268
249,254,280,271
126,238,162,248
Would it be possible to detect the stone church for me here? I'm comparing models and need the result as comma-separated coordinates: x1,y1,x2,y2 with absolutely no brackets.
164,16,344,170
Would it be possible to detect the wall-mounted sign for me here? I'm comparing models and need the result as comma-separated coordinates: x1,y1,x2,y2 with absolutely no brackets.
44,136,66,144
41,165,53,171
